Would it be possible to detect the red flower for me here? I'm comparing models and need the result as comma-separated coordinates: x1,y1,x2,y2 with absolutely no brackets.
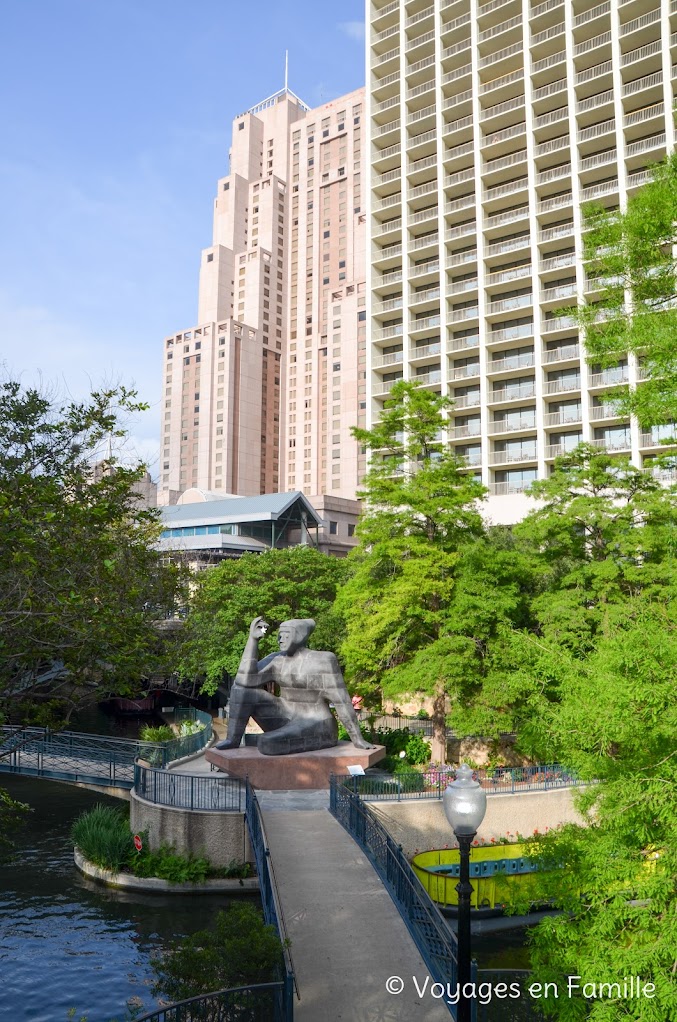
473,840,479,846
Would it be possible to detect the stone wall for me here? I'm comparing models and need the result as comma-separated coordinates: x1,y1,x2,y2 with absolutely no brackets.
130,791,253,867
369,787,585,858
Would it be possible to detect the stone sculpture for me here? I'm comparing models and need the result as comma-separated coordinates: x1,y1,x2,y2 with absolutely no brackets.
215,616,375,756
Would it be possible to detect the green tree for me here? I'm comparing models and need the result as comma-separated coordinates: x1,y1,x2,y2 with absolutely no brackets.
150,903,283,1001
513,601,677,1021
178,546,351,693
578,152,677,430
0,379,185,722
514,444,677,655
336,383,534,745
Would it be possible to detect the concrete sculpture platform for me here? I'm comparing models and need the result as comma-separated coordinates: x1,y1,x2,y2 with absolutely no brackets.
206,741,386,789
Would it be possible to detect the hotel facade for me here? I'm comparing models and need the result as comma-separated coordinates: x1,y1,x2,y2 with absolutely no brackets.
159,85,367,505
368,0,676,521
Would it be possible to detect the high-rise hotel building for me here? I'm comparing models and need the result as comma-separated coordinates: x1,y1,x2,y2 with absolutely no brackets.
368,0,676,521
159,85,366,504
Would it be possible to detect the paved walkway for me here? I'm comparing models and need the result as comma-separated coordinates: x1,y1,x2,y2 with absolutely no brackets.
169,751,450,1020
262,802,450,1022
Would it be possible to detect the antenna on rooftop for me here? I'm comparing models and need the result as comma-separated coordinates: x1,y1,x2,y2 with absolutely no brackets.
284,50,288,91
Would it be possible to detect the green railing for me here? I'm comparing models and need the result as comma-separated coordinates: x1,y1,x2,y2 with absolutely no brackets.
133,982,288,1021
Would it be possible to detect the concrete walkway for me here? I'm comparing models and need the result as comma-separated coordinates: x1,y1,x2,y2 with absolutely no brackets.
168,752,451,1020
262,799,451,1022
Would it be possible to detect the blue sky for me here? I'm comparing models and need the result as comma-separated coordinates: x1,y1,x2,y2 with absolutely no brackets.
0,0,365,471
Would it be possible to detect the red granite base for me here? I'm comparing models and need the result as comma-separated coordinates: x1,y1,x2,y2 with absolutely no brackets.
205,742,386,790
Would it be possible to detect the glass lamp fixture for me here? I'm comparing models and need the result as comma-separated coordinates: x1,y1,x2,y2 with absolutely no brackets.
443,763,487,835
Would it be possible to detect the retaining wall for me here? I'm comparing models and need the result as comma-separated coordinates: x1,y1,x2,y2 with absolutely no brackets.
369,787,585,858
130,791,253,868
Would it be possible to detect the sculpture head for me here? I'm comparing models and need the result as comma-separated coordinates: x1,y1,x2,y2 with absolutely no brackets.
278,618,315,655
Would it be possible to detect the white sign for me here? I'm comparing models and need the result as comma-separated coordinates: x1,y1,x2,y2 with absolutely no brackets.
347,764,365,776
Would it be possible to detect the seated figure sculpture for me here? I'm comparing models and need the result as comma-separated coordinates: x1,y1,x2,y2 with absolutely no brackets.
216,616,375,756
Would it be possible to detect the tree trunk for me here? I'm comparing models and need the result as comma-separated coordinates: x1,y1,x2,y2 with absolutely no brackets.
431,683,447,764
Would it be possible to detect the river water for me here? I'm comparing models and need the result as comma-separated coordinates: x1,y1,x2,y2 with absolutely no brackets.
0,709,243,1022
0,710,530,1020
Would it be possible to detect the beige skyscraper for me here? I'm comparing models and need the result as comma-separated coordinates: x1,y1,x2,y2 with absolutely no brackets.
368,0,676,523
159,84,366,505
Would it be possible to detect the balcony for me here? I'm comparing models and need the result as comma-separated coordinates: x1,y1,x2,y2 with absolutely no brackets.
483,177,529,204
622,69,662,99
447,278,478,296
489,418,537,435
373,295,404,316
373,322,404,342
532,77,567,102
446,195,476,216
484,206,530,232
410,314,442,333
447,248,478,268
372,378,401,398
544,409,582,427
450,334,480,352
540,252,576,273
591,436,631,452
590,403,624,420
444,88,474,113
487,351,535,374
545,377,581,395
409,206,439,227
490,322,534,344
449,306,479,324
573,1,610,28
373,242,403,267
486,263,532,287
486,235,531,259
580,179,618,202
486,293,533,315
415,369,443,387
373,191,402,213
538,223,574,245
542,315,577,334
453,392,482,409
373,350,404,368
451,362,481,380
490,448,538,465
411,285,441,305
411,259,440,278
590,369,629,388
488,480,535,495
373,217,403,239
491,383,537,403
406,4,434,28
538,192,573,214
450,423,482,439
373,267,403,289
544,343,580,363
411,341,442,361
411,232,440,253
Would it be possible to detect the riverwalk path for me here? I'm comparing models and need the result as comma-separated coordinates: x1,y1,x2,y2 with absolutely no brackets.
170,750,450,1021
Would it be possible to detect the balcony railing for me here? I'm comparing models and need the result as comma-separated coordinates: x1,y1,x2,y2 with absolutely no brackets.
491,384,537,402
590,370,629,387
544,343,580,363
490,448,538,465
487,352,535,373
453,393,481,409
544,409,582,426
545,378,581,394
452,363,481,379
490,418,536,435
373,350,404,368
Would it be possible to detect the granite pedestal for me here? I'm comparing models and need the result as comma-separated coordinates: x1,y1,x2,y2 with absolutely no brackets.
205,741,386,790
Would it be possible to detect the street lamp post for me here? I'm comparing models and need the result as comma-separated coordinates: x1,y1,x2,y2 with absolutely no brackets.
443,763,487,1022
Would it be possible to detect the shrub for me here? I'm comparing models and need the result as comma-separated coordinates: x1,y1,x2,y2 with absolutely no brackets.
139,724,174,743
131,844,210,883
151,903,284,1001
71,804,134,872
405,733,432,765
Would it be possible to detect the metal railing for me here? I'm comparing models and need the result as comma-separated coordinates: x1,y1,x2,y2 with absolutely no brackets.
0,708,212,787
134,763,244,811
329,777,460,1019
341,765,580,802
245,779,296,1018
133,983,288,1022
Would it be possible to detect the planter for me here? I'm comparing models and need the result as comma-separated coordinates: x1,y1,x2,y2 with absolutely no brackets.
74,848,259,895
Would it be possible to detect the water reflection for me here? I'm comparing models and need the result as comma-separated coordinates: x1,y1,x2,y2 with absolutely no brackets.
0,774,243,1022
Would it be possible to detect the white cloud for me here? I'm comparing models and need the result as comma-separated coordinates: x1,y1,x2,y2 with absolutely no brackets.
338,21,365,42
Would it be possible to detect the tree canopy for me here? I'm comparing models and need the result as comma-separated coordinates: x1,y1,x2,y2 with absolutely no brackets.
177,545,351,693
0,379,185,722
579,152,677,430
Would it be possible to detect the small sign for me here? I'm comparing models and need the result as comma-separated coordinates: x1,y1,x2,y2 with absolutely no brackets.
133,834,143,852
347,765,365,776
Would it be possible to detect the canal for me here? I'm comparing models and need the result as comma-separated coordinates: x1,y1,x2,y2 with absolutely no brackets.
0,709,245,1022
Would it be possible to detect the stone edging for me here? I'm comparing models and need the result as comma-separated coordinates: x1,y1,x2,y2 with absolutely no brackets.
73,848,259,894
